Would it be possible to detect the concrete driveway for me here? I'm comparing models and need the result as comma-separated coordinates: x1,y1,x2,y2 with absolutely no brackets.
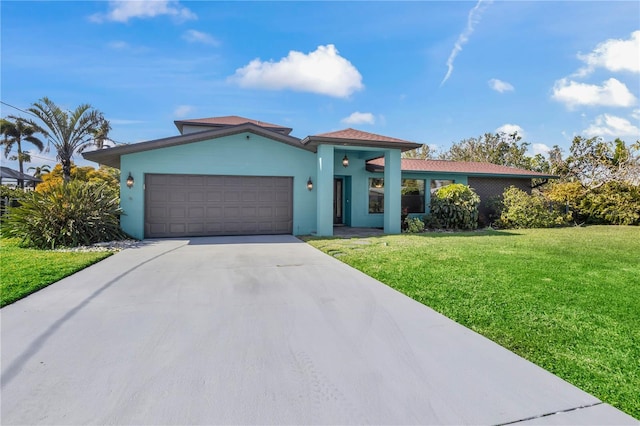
1,235,636,425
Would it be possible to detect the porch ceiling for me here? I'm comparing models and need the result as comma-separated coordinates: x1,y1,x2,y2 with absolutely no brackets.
334,146,395,162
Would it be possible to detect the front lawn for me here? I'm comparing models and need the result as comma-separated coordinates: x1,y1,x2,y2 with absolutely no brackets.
307,226,640,419
0,238,112,307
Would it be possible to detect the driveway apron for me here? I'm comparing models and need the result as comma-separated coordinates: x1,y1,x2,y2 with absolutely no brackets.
1,235,636,425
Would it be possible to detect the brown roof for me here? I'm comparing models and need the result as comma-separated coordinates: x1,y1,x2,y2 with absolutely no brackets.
302,128,421,152
174,116,292,135
314,128,410,143
367,158,556,178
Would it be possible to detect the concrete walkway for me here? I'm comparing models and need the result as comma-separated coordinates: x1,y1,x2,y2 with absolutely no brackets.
1,235,636,425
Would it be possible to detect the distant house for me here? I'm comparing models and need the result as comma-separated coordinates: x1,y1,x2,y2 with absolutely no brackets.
0,166,42,188
83,116,554,239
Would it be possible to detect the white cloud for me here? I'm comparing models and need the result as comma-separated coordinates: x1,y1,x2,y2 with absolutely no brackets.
441,0,493,86
182,30,220,46
552,78,637,109
229,44,364,98
531,143,551,156
341,112,375,125
107,41,130,50
584,114,640,138
496,123,525,139
90,0,196,23
106,40,149,54
174,105,195,118
488,78,514,93
631,109,640,120
576,30,640,77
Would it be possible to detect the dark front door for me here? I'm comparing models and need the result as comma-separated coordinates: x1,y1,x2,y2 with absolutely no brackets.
333,178,343,225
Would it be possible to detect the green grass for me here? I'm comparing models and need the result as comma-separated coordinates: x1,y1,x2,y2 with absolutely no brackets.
0,238,112,307
307,226,640,419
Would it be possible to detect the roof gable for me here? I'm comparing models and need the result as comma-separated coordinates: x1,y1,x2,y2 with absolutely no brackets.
83,122,308,169
314,128,409,143
302,128,421,151
174,116,293,135
367,158,557,178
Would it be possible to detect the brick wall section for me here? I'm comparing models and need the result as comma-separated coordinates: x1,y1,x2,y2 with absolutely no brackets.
467,177,532,225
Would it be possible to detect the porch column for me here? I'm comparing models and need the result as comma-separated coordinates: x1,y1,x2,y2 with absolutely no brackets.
316,144,334,236
383,149,401,234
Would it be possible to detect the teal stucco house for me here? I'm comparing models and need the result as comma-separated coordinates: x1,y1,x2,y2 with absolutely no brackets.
84,116,553,239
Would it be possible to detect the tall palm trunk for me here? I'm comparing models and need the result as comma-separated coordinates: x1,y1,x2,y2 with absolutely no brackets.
16,138,24,189
61,158,73,183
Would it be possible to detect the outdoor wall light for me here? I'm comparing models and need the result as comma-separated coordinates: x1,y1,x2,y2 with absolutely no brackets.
307,177,313,191
126,173,134,188
342,154,349,167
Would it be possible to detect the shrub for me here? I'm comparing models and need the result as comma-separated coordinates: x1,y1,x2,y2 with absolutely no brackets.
499,186,570,229
36,164,119,196
403,217,425,233
484,195,504,226
1,181,128,249
1,186,28,217
544,181,587,223
0,186,27,200
430,184,480,230
580,181,640,225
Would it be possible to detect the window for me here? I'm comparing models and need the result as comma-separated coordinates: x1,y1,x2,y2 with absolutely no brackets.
368,178,384,213
430,179,455,194
401,179,426,213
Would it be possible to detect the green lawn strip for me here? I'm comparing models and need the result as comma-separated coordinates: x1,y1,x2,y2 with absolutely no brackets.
0,238,112,307
307,226,640,419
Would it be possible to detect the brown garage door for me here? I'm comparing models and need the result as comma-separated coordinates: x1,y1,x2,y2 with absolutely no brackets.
145,174,293,238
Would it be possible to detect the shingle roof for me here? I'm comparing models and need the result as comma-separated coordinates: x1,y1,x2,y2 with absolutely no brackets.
314,128,410,143
302,128,421,151
367,158,556,178
174,116,292,135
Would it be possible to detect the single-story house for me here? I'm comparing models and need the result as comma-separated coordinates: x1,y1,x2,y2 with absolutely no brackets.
0,166,42,187
83,116,554,239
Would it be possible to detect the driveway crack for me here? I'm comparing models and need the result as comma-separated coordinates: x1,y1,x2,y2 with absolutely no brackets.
495,402,604,425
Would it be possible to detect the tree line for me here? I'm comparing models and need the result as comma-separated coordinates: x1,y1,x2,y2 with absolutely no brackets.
403,132,640,226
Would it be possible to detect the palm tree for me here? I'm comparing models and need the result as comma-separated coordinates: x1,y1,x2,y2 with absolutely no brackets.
91,118,112,149
27,164,51,179
0,116,45,189
27,97,106,182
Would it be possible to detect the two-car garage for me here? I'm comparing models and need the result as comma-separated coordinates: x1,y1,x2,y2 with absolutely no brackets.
144,174,293,238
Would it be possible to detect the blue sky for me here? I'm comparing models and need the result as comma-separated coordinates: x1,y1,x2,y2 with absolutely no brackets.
1,1,639,170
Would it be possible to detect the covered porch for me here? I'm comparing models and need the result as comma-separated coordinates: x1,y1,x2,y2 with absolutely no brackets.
302,129,420,237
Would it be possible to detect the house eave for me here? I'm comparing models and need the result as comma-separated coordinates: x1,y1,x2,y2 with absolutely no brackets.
366,163,558,179
302,135,421,152
466,172,559,179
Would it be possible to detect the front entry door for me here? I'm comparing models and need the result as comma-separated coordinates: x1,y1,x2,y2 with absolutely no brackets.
333,178,343,225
